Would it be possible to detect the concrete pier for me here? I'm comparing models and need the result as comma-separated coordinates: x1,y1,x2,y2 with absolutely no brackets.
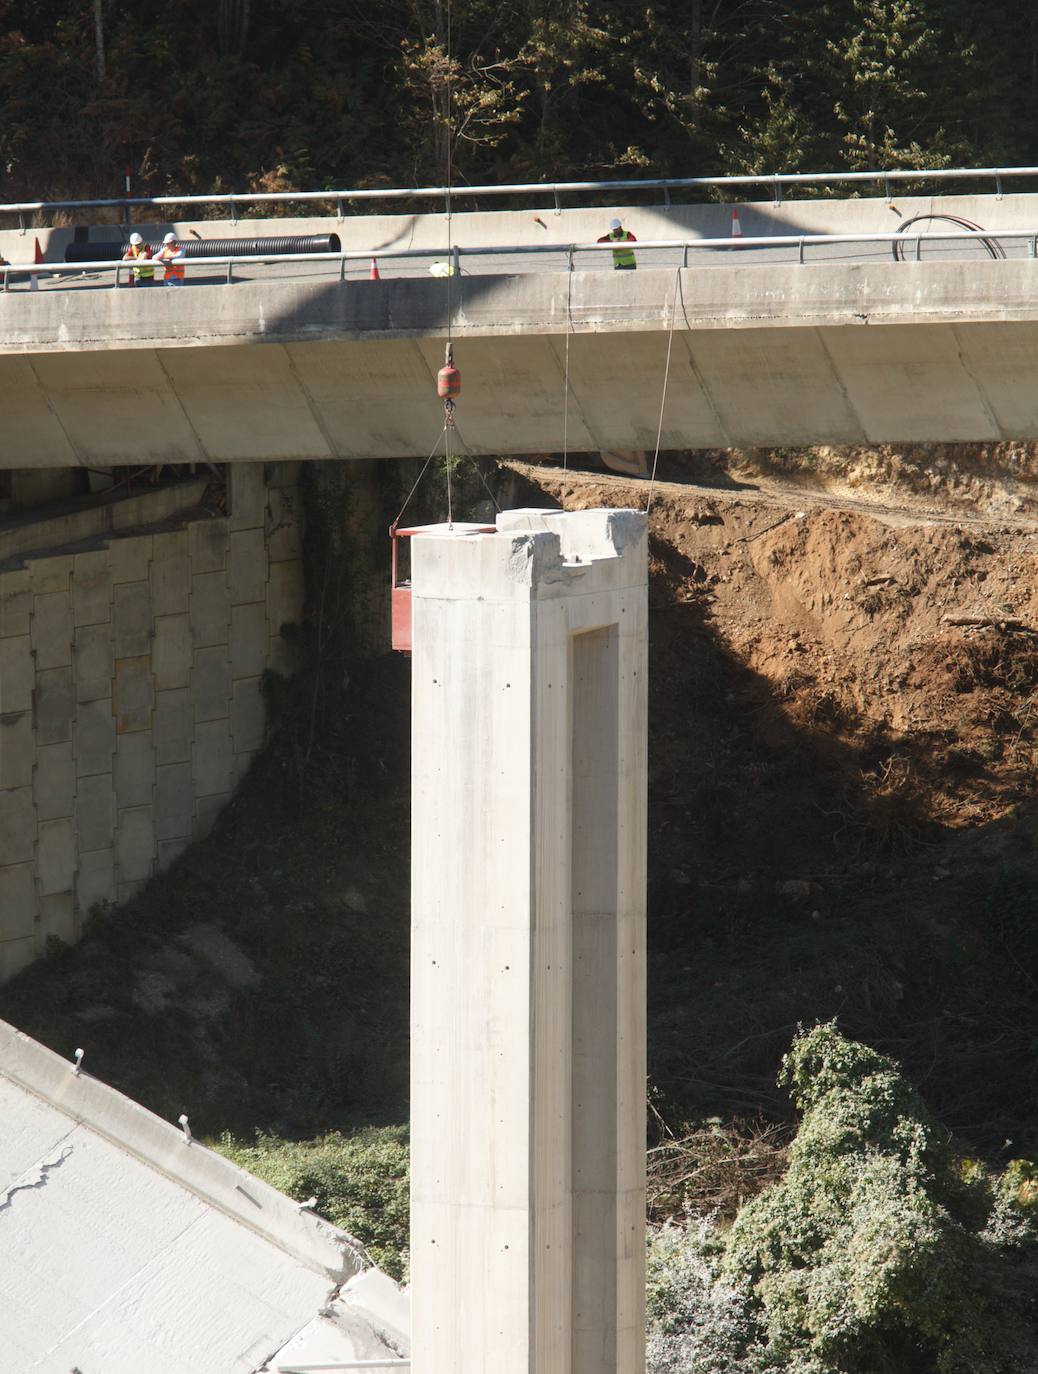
409,508,647,1374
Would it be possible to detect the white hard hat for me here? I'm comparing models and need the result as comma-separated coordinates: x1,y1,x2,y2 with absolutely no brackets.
163,232,176,243
129,232,143,245
610,218,622,230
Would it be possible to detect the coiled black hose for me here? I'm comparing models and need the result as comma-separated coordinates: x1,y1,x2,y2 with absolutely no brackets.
64,233,341,263
892,214,1004,262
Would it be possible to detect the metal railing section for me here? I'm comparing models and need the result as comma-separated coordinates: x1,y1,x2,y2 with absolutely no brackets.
4,164,1038,225
4,227,1038,291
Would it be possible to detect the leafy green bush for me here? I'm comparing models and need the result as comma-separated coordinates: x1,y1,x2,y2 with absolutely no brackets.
214,1124,409,1280
723,1023,1038,1373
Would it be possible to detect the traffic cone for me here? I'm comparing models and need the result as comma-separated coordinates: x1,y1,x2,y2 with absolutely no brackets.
29,236,43,291
730,208,743,240
370,257,381,280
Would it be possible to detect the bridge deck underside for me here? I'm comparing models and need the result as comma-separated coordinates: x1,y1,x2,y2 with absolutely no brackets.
2,263,1038,462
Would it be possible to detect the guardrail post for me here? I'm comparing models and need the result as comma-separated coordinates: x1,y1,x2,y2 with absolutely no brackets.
2,267,8,292
798,239,805,265
336,197,345,221
915,235,922,261
226,260,234,283
567,246,574,272
452,244,461,278
18,211,26,234
1030,233,1037,259
340,255,348,281
113,265,120,289
554,187,561,215
883,175,892,204
230,197,239,226
663,185,671,209
995,173,1004,201
772,175,783,205
681,243,688,267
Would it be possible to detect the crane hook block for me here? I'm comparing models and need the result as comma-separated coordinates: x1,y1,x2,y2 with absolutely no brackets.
437,364,461,401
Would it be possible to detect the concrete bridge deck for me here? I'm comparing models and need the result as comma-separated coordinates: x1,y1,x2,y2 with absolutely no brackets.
3,192,1038,461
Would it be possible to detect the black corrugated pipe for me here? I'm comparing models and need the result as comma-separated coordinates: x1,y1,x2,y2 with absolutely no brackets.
64,233,341,263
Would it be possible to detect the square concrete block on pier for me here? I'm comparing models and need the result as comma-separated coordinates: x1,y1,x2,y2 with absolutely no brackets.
37,818,74,896
31,591,73,671
230,602,267,679
75,697,116,778
194,791,230,839
109,534,152,586
152,613,192,691
0,635,34,714
0,864,36,941
34,666,74,745
76,847,115,915
0,788,34,866
113,581,152,658
190,571,230,648
150,531,190,617
0,710,34,789
192,648,231,724
229,462,267,532
188,517,228,575
29,555,72,596
0,936,37,982
155,762,193,842
266,487,302,563
39,893,76,947
113,732,156,809
154,688,192,765
0,571,32,639
113,655,155,734
75,774,115,852
231,677,265,755
34,743,75,822
74,623,115,704
229,528,267,606
192,721,233,799
72,550,112,627
267,560,304,639
115,805,156,884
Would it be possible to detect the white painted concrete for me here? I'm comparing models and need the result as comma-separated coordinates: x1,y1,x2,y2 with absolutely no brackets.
0,1017,409,1374
410,509,647,1374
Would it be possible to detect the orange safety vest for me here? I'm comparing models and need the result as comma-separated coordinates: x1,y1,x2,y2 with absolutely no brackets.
159,244,185,280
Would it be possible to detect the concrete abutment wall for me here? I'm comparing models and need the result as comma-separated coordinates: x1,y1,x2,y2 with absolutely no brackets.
0,462,304,980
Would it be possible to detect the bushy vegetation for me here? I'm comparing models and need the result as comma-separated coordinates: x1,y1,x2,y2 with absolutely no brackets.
648,1024,1038,1374
3,1,1038,201
214,1124,410,1279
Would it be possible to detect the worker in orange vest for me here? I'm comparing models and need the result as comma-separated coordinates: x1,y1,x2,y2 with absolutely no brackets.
598,217,637,270
158,232,185,286
122,232,155,286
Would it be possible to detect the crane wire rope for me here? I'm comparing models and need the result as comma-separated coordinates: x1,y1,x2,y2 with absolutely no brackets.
392,425,448,531
562,267,573,469
444,0,456,526
645,270,681,519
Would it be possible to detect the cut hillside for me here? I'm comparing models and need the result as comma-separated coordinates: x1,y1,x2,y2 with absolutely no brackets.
1,453,1036,1179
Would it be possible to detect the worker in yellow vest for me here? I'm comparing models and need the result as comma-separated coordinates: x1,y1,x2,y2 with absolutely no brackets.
123,232,155,285
598,217,637,270
158,232,186,286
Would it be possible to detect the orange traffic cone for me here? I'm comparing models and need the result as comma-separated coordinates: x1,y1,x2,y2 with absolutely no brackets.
30,236,43,290
370,257,381,280
730,208,742,240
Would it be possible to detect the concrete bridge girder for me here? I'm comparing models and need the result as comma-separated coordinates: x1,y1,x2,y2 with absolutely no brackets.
3,261,1038,462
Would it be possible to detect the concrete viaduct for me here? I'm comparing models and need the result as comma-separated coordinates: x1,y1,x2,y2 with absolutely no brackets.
4,190,1038,465
3,184,1038,978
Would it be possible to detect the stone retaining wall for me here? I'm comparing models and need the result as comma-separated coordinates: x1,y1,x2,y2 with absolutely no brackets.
0,462,304,980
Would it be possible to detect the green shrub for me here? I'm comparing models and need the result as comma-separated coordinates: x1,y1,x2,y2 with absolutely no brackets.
214,1124,409,1279
723,1023,1038,1373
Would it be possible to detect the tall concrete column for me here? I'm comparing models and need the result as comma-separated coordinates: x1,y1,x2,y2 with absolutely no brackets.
410,508,647,1374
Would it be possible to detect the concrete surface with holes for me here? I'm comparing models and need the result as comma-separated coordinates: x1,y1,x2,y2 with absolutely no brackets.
409,509,647,1374
0,1017,409,1374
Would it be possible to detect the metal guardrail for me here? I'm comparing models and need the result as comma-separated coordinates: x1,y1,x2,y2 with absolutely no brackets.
3,227,1038,291
3,164,1038,225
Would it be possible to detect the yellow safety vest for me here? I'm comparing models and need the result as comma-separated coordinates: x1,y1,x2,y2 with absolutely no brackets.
128,244,155,280
609,229,636,268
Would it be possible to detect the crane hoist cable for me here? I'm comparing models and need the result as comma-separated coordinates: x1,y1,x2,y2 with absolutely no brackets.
645,269,682,518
